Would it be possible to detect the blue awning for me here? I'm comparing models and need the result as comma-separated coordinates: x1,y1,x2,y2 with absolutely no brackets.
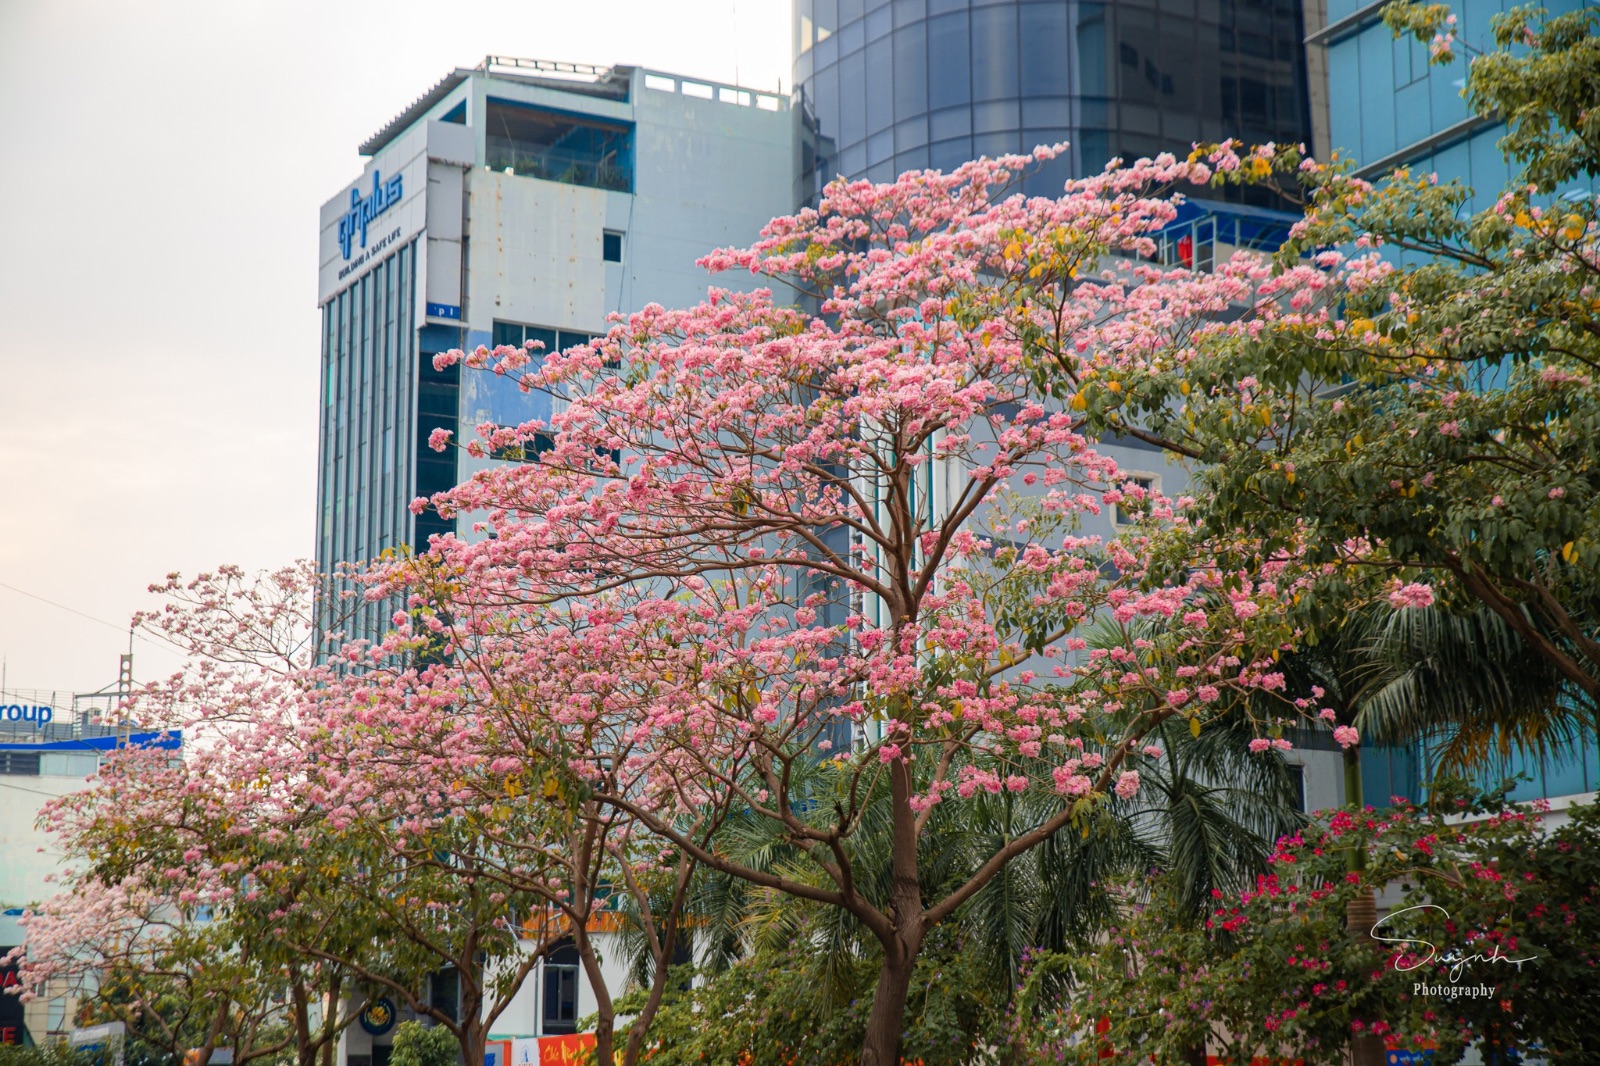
0,730,181,753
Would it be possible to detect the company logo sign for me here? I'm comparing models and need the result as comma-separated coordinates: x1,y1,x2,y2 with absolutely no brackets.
358,997,396,1036
1,705,52,726
337,171,404,260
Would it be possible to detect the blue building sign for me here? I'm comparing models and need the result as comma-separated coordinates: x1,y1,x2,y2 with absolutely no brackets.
0,704,51,726
337,171,404,260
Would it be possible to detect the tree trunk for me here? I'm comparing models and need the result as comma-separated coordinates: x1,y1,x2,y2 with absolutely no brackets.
460,1015,487,1066
1341,744,1385,1066
860,940,917,1066
575,923,615,1066
458,972,487,1066
1346,889,1386,1066
622,923,680,1066
857,752,927,1066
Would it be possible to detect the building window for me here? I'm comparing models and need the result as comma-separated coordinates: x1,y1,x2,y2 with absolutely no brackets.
485,99,633,193
543,941,581,1035
1287,762,1307,813
602,231,624,263
430,968,460,1023
0,752,41,776
1112,474,1160,527
492,321,595,357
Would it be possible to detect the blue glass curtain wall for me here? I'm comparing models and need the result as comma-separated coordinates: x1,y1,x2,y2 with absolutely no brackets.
795,0,1311,202
316,240,418,641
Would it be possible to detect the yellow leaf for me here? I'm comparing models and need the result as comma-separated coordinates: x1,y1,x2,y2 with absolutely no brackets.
1004,242,1022,260
1190,717,1202,738
1106,380,1122,393
1071,393,1088,411
1562,542,1578,564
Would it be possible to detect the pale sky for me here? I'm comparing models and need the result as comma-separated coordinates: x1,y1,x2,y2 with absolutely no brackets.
0,0,790,694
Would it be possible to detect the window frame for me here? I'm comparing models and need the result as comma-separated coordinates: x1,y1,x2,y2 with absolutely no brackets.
1111,472,1161,528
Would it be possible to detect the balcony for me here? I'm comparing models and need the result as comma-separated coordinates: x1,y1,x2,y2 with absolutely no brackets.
1150,199,1301,271
485,99,633,193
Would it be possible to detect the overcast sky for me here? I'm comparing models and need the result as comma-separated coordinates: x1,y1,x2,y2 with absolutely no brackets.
0,0,789,695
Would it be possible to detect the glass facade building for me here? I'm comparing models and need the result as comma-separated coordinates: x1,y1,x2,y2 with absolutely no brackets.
793,0,1314,201
1314,0,1587,208
317,241,431,642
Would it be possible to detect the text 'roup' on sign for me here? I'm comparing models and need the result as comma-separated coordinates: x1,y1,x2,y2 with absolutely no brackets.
338,170,404,260
1,705,52,726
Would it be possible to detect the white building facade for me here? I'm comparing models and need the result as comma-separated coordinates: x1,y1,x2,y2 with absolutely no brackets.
315,58,797,642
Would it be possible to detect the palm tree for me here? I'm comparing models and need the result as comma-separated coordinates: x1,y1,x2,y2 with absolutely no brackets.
1275,602,1592,809
1357,603,1594,782
1125,709,1306,918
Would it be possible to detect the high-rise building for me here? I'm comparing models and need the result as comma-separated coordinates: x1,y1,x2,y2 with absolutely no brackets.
1306,0,1600,805
314,60,796,1050
793,0,1316,202
1308,0,1592,207
315,58,795,639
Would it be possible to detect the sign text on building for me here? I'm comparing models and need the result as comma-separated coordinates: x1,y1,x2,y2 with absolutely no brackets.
338,171,404,260
1,704,52,725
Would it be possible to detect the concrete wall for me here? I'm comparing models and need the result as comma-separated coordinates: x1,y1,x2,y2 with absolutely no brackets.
458,68,796,341
464,170,615,335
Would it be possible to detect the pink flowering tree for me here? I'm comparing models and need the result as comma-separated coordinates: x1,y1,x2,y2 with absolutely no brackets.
298,607,709,1066
16,797,292,1066
386,149,1343,1065
17,567,378,1066
17,567,573,1066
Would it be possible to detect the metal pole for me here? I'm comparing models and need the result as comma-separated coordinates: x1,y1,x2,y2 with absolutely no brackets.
116,636,133,747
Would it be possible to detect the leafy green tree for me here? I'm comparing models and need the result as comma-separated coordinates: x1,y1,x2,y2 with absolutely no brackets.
0,1045,93,1066
388,1023,458,1066
1064,3,1600,710
613,713,1305,1066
